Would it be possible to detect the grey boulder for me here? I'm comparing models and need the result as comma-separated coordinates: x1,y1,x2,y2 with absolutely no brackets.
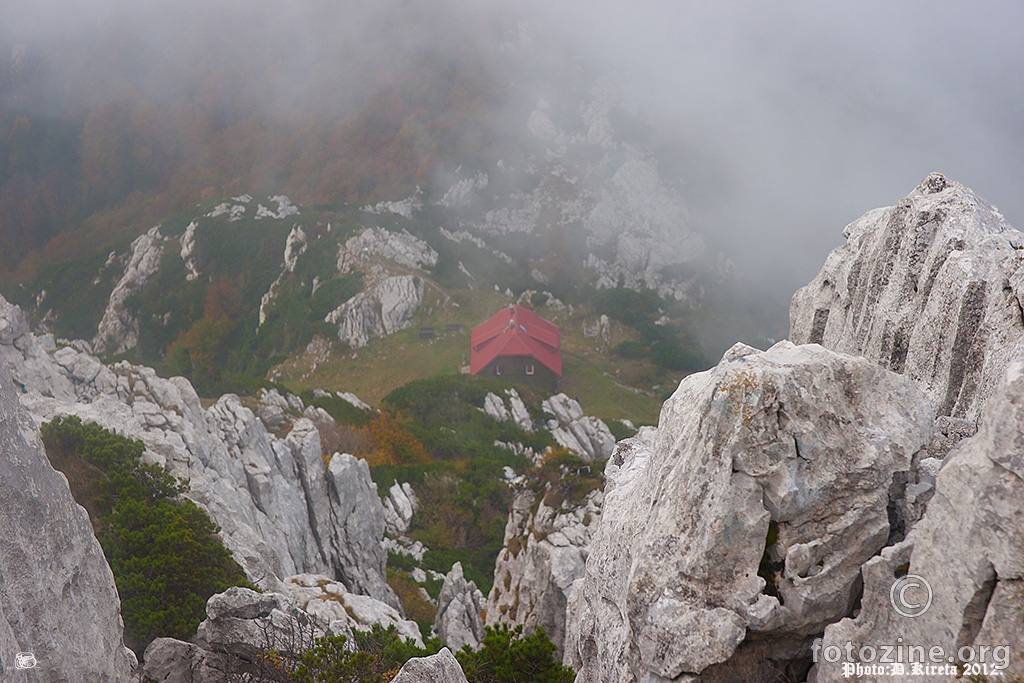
564,341,933,683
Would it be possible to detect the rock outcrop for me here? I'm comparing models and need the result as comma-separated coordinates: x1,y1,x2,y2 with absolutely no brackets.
93,225,166,354
434,562,486,651
791,173,1024,422
383,480,418,537
336,226,437,274
0,359,136,681
324,226,437,348
144,576,421,683
542,393,615,461
809,360,1024,682
564,341,934,682
486,484,603,654
0,295,397,609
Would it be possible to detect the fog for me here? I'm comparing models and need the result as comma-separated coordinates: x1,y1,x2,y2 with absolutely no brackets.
3,0,1023,308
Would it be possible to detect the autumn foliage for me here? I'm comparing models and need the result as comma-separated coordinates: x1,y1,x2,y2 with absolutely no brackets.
359,410,430,467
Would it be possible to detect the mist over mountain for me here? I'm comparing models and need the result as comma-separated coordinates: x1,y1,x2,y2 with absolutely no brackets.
2,0,1022,349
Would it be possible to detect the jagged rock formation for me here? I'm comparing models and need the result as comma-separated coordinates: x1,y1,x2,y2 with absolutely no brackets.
324,226,438,348
0,295,397,608
809,360,1024,682
564,341,934,682
542,393,615,461
0,358,136,681
791,173,1024,422
433,562,486,651
93,225,165,354
482,388,535,433
485,485,603,654
391,648,469,683
383,480,419,537
144,576,421,683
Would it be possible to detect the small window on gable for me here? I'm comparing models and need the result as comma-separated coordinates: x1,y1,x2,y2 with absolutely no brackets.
525,363,535,376
496,364,502,376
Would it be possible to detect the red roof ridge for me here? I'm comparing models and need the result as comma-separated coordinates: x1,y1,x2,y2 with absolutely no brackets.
470,304,562,376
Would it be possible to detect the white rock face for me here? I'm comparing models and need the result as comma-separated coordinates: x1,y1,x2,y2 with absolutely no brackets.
483,392,510,422
809,360,1024,683
434,562,485,651
254,195,300,220
179,220,200,281
0,361,137,682
383,481,418,536
481,389,534,433
0,295,397,609
542,393,615,461
258,223,309,327
93,225,165,354
323,226,436,348
791,173,1024,422
336,227,437,274
486,486,603,654
564,342,934,682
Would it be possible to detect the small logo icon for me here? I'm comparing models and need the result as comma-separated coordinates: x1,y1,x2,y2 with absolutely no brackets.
890,574,932,617
15,652,37,669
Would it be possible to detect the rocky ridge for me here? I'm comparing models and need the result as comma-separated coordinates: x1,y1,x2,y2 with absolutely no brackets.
0,294,397,608
791,172,1024,422
0,359,137,682
485,484,603,654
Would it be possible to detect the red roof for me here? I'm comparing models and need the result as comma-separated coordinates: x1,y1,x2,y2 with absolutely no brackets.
470,304,562,377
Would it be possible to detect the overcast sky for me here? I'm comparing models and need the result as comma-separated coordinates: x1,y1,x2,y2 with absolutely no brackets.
524,0,1024,290
4,0,1023,302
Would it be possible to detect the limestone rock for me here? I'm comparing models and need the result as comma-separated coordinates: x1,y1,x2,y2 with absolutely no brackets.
791,173,1024,422
809,360,1024,682
377,275,425,334
486,486,602,654
284,574,422,645
140,638,201,683
323,453,395,603
391,648,469,683
0,295,398,609
391,647,468,683
93,225,165,354
0,361,136,682
564,341,934,683
505,389,534,432
483,392,510,422
146,578,421,683
481,389,535,433
383,481,418,537
325,275,424,348
336,226,437,274
542,393,615,461
434,563,485,651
